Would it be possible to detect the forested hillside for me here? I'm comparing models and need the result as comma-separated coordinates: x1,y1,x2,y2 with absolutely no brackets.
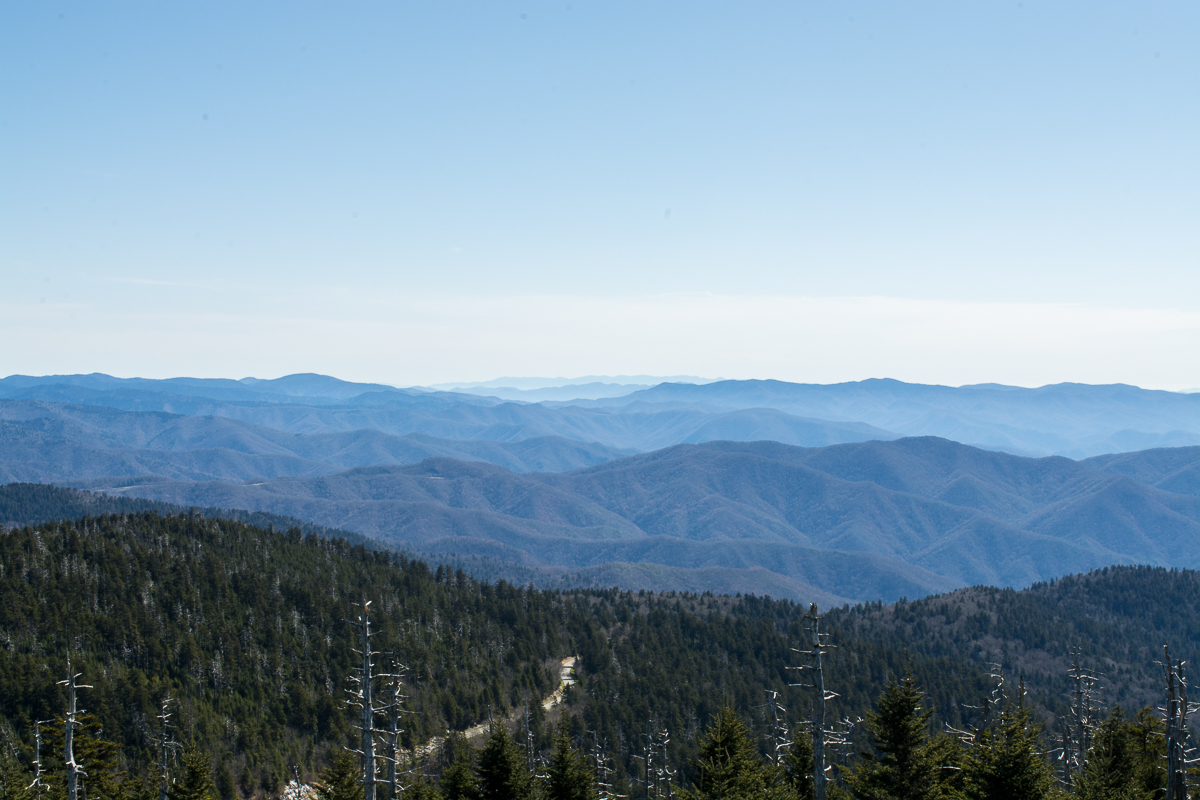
1,508,1197,800
0,511,564,794
0,482,376,548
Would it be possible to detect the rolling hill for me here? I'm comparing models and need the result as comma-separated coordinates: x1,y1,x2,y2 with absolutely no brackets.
78,437,1200,604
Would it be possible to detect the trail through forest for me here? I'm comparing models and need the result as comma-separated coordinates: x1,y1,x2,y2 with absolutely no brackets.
412,656,578,759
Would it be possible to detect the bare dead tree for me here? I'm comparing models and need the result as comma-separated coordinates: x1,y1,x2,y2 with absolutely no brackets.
523,705,536,777
378,658,412,800
652,726,674,800
1055,715,1071,786
1066,648,1102,780
789,603,836,800
633,720,653,800
156,694,181,800
632,719,672,800
762,689,792,768
346,599,384,800
58,655,92,800
28,719,52,800
1160,644,1196,800
828,716,860,773
590,731,621,800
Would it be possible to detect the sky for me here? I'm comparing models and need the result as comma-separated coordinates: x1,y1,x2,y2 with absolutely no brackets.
2,2,1197,389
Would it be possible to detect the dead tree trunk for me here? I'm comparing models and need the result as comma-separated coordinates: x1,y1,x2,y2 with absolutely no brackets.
58,656,92,800
790,603,836,800
157,694,180,800
590,731,615,800
378,658,410,800
347,599,381,800
28,719,51,800
1065,647,1101,782
1162,644,1193,800
652,725,673,800
764,690,791,768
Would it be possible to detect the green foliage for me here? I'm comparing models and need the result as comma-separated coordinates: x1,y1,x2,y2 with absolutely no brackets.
438,745,479,800
31,716,143,800
827,568,1200,718
543,728,595,800
679,706,773,800
475,727,529,800
0,745,31,800
844,675,956,800
5,507,1199,800
572,592,989,783
782,727,815,800
961,701,1057,800
403,778,443,800
0,513,560,785
168,749,215,800
1073,709,1158,800
314,750,361,800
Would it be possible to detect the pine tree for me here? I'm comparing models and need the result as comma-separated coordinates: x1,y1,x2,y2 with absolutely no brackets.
1073,709,1153,800
168,749,216,800
0,747,31,800
404,777,444,800
72,723,127,800
783,727,816,800
440,746,480,800
1122,708,1166,800
476,728,530,800
961,701,1056,800
316,751,363,800
544,728,595,800
679,706,770,800
844,675,954,800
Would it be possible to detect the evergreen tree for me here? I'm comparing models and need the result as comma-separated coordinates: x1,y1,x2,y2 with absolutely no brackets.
476,728,530,800
1122,708,1166,800
440,746,480,800
404,777,443,800
844,675,953,800
0,747,31,800
679,706,770,800
1073,709,1153,800
315,751,362,800
543,728,595,800
168,749,216,800
783,727,815,800
73,723,127,800
960,701,1056,800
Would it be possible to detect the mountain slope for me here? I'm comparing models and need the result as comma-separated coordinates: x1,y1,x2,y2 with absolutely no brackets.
1084,445,1200,496
85,438,1200,603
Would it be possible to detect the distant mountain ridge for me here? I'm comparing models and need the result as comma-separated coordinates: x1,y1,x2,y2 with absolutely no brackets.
5,372,1196,458
0,396,892,482
78,437,1200,604
570,378,1200,458
0,400,636,482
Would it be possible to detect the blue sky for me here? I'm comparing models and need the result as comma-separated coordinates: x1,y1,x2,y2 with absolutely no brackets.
2,2,1197,388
